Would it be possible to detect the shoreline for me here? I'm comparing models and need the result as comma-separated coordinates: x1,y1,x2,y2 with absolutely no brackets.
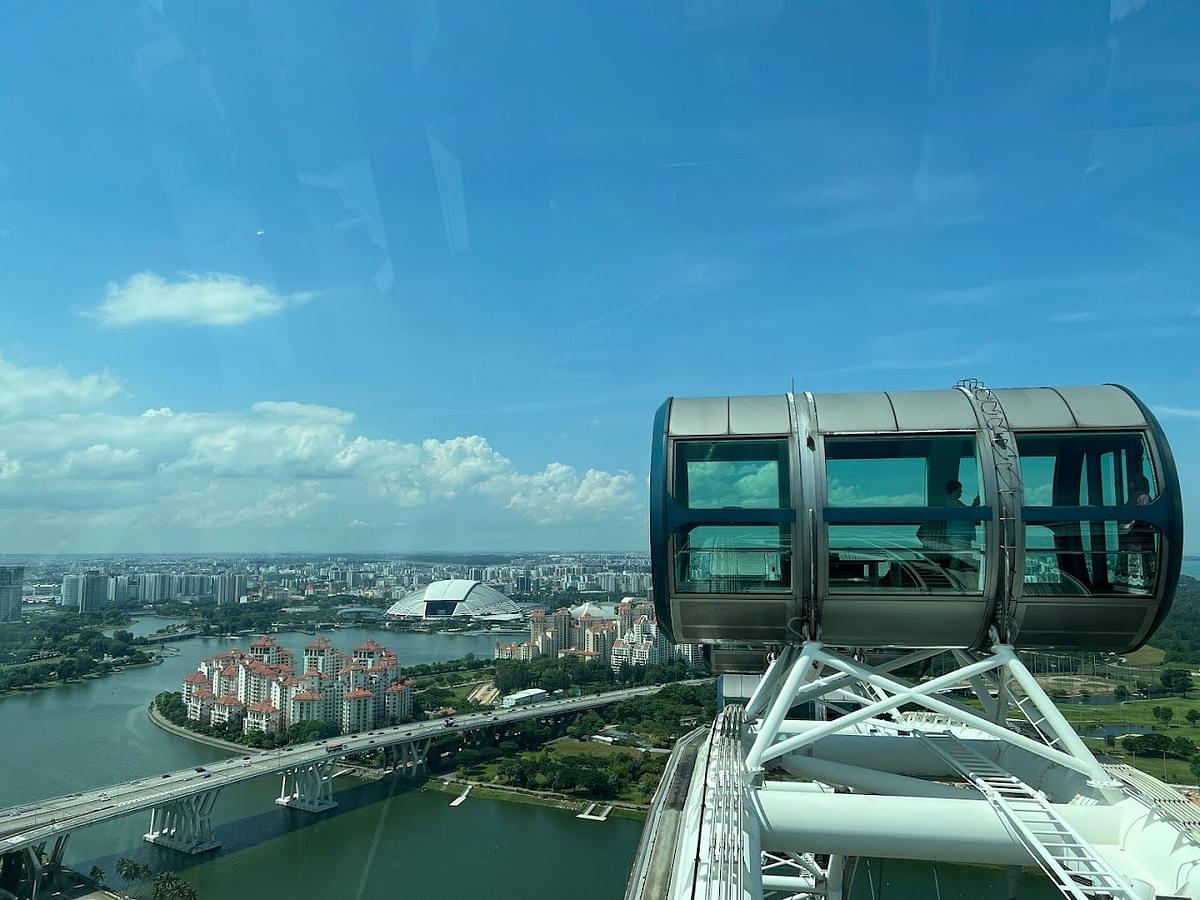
147,706,647,821
147,703,244,753
424,776,648,821
0,655,163,702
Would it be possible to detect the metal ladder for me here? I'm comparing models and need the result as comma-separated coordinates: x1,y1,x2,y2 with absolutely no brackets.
917,731,1139,900
1009,690,1064,749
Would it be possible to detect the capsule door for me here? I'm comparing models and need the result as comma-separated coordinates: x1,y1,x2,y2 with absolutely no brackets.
812,423,998,649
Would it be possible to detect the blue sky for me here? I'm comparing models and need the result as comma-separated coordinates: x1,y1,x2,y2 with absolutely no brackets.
1,0,1198,552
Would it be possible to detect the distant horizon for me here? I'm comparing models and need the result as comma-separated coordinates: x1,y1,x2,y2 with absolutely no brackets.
0,548,650,559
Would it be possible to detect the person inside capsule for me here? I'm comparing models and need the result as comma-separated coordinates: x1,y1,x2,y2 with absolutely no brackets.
944,480,980,573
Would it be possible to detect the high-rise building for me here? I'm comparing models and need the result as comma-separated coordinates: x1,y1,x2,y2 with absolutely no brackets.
78,571,108,614
0,566,24,624
61,574,83,608
107,575,133,605
215,574,247,606
140,573,172,602
550,608,573,656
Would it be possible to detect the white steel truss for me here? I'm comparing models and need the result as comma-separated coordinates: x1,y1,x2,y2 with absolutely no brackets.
633,640,1200,900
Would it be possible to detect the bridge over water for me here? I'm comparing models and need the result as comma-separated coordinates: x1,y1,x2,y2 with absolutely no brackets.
0,682,687,900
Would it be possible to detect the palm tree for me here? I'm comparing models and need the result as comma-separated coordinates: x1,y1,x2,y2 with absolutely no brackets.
152,871,180,899
88,865,105,884
116,857,141,883
152,870,196,900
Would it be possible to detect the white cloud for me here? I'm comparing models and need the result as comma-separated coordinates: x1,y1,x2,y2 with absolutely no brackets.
0,353,122,417
251,401,355,425
505,465,638,525
0,450,21,480
1154,406,1200,420
0,355,643,550
182,483,337,529
61,443,144,478
89,272,310,327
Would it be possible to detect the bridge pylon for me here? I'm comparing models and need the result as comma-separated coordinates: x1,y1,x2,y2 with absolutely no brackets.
0,834,70,900
385,737,431,778
143,789,221,854
275,760,338,812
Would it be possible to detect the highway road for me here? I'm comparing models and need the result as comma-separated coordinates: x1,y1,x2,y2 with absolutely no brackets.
0,681,695,854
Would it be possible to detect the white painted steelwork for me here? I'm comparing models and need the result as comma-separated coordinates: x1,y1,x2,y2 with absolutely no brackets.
629,643,1200,900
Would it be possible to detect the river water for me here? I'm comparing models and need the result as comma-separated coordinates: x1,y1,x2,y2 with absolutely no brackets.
102,615,190,638
0,626,1062,899
0,627,645,900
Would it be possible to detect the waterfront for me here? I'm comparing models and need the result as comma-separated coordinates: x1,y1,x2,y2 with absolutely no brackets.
0,627,645,900
102,615,189,638
0,624,1094,898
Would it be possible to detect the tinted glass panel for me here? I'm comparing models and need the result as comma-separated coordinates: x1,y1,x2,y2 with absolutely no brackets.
1024,521,1158,597
675,525,791,593
825,436,982,507
1017,433,1157,506
828,524,985,594
676,440,789,509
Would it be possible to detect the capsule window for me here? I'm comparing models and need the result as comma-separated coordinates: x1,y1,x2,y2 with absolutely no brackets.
1024,520,1159,597
675,440,790,509
828,523,986,594
824,436,982,507
1016,433,1157,507
674,525,792,594
824,435,986,596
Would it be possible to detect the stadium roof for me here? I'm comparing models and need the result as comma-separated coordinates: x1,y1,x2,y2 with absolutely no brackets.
386,579,522,621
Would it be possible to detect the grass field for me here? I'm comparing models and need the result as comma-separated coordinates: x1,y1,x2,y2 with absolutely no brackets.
1124,645,1166,666
472,737,645,781
447,682,482,704
1084,739,1197,784
0,654,64,670
1056,696,1200,736
544,738,646,759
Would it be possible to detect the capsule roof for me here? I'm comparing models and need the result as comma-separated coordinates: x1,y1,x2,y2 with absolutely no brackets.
666,386,1148,437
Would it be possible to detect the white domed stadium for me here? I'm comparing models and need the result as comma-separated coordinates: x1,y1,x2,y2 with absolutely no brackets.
386,579,522,622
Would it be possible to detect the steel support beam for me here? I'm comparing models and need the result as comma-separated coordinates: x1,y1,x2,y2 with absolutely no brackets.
751,644,1110,782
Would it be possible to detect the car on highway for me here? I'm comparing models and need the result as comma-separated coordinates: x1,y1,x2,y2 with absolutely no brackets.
194,767,206,773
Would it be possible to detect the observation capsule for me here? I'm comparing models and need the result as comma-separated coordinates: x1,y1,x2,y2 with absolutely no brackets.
649,385,1182,654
